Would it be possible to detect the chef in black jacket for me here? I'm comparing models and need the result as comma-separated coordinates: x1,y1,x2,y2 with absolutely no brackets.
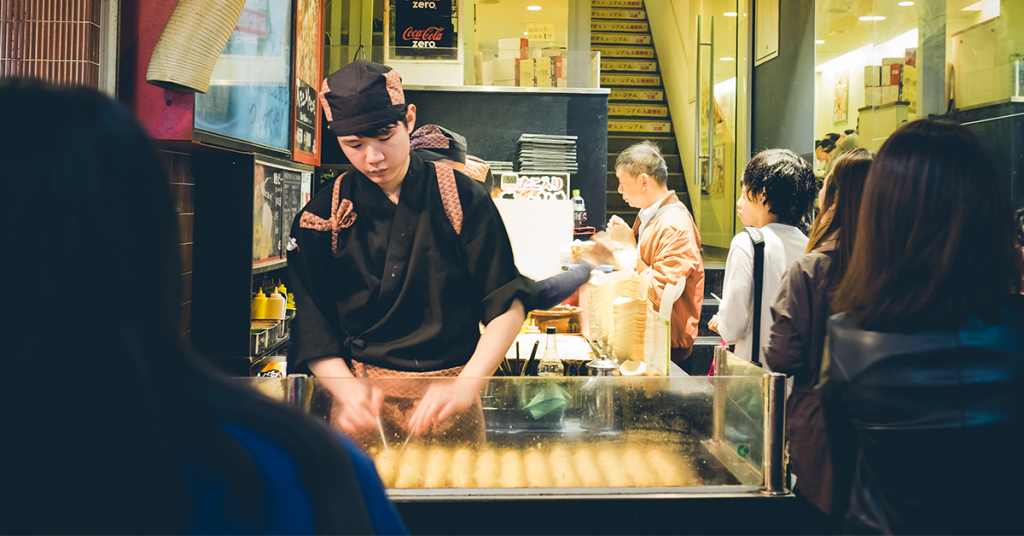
287,61,529,440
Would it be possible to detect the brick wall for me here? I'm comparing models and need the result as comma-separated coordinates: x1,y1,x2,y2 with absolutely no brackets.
0,0,101,86
161,151,194,338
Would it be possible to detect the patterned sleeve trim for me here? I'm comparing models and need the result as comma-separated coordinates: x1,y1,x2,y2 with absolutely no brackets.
299,172,355,257
434,163,463,235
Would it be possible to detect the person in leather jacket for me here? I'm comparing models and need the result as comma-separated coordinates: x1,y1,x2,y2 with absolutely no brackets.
823,119,1024,535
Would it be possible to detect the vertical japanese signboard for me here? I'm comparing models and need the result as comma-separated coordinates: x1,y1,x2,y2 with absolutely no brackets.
394,0,454,56
253,161,308,266
292,0,323,165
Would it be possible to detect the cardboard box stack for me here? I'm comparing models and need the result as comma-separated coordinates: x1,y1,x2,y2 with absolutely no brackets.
864,48,918,108
482,38,568,87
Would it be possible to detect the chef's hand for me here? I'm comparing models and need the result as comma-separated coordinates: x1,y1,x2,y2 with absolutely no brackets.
580,231,618,267
607,215,636,247
331,380,384,436
407,378,481,436
707,314,721,335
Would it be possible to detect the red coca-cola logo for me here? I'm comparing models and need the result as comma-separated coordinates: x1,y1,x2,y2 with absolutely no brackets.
402,26,445,41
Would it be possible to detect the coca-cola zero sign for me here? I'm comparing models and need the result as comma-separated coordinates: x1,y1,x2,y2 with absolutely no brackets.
395,0,453,48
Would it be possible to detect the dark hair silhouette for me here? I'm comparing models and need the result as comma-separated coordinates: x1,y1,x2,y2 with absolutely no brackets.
741,149,817,232
816,138,836,153
825,133,840,143
0,78,375,534
834,120,1020,331
806,148,874,291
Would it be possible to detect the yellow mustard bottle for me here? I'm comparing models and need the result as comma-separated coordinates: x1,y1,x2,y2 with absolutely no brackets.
286,292,296,311
251,289,268,320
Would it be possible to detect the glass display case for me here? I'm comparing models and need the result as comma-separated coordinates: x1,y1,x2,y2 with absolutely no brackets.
248,347,788,502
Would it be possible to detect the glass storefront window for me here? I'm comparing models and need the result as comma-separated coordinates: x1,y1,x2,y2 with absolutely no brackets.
194,0,294,151
814,0,1024,155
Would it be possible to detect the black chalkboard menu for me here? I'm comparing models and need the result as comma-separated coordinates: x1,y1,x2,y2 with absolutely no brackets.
253,160,310,266
393,0,455,58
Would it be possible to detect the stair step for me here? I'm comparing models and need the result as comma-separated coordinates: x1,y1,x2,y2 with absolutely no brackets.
704,266,724,298
601,73,661,87
698,300,719,336
592,0,644,8
608,171,685,192
592,33,652,45
608,153,681,172
591,8,647,20
610,88,664,101
609,104,669,118
610,119,672,134
608,134,676,153
601,59,658,72
606,209,639,223
591,20,649,32
593,46,655,58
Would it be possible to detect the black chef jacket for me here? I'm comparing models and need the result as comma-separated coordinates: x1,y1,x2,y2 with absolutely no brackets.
287,153,530,373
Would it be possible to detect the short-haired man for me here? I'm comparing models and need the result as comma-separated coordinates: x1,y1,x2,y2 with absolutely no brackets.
608,141,705,373
815,139,835,178
288,61,529,439
708,149,817,365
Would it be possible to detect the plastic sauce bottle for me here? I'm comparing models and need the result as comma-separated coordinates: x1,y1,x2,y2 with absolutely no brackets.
537,326,565,377
571,189,587,228
251,289,268,320
267,290,287,320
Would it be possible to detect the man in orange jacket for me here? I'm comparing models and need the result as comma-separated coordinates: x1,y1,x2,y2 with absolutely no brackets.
608,141,705,373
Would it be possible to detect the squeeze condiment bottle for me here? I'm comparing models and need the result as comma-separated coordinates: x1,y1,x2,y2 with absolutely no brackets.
286,292,296,311
267,289,287,320
251,289,268,320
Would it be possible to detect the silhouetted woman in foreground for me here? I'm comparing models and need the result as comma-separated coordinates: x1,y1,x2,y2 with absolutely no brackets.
0,78,405,535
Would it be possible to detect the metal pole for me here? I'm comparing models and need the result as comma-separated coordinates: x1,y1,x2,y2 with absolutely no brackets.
694,15,702,186
712,345,728,443
286,374,311,413
761,372,788,496
708,16,715,188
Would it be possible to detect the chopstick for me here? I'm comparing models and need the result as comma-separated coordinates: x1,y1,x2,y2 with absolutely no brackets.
358,366,389,450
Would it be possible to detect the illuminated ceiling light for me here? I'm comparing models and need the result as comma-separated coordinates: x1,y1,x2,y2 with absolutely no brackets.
859,15,886,21
527,5,542,10
898,1,914,5
524,32,528,35
719,57,735,61
723,11,737,16
815,39,825,44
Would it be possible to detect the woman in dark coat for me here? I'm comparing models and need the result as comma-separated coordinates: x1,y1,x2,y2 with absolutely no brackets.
764,149,874,529
824,120,1024,535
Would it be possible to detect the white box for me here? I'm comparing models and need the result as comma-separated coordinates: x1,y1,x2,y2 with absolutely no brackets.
489,58,518,81
498,37,528,60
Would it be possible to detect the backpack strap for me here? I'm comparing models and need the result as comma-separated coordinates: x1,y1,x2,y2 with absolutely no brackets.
433,162,463,235
652,202,684,221
742,226,765,366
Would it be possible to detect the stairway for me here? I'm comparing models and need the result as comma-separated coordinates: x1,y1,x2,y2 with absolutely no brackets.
592,0,690,226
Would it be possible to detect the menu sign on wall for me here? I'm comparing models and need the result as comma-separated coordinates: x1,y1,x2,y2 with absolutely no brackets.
394,0,454,49
292,0,323,165
253,161,308,266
